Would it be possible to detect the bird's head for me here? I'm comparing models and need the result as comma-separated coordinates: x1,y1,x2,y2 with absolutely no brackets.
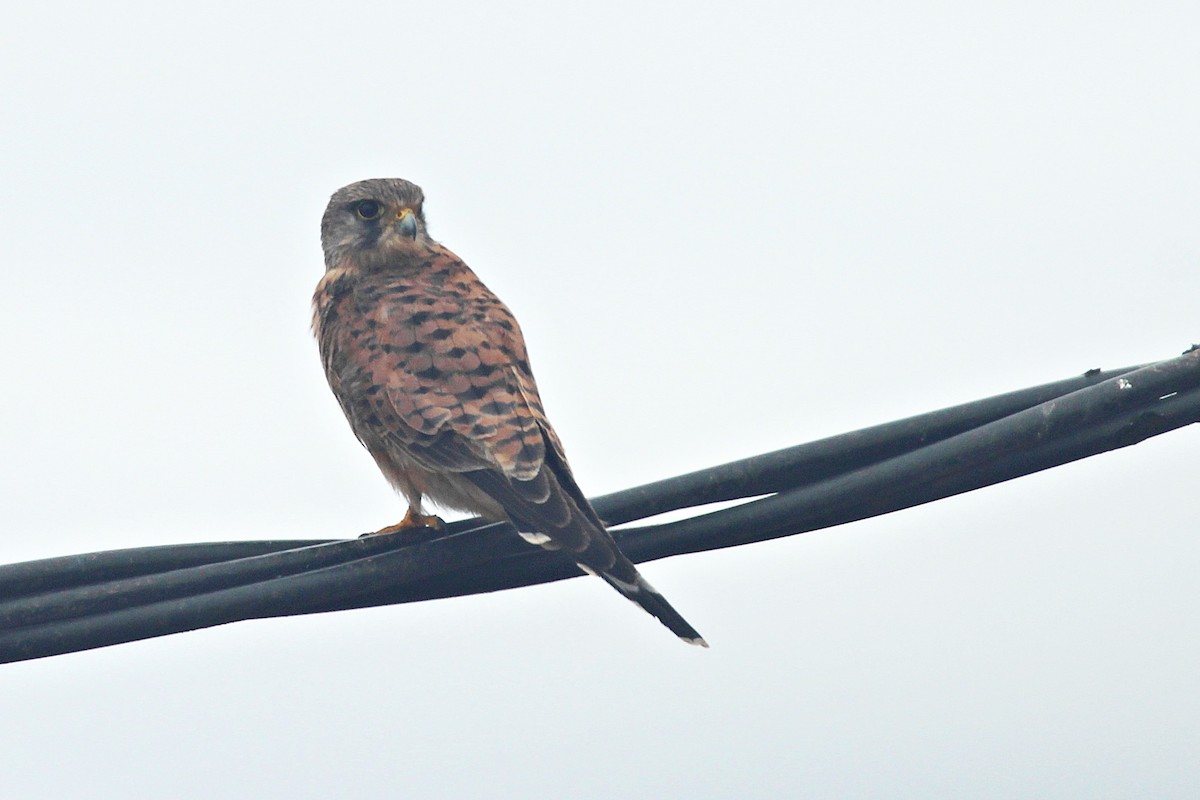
320,178,431,271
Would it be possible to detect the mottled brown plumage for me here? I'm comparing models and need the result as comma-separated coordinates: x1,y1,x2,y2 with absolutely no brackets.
313,178,705,646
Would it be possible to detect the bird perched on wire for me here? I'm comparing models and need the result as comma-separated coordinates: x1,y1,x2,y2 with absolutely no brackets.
312,178,706,646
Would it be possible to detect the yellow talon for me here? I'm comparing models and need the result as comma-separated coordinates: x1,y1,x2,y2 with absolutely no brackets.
373,506,445,535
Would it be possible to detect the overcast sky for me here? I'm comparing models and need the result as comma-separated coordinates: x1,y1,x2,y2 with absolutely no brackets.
1,2,1198,797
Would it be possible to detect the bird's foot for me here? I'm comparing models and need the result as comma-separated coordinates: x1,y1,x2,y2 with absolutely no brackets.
373,507,445,535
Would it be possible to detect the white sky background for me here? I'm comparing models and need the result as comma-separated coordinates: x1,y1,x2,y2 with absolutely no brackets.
1,2,1197,797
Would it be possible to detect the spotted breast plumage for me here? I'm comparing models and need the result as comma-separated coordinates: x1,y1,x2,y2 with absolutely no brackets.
312,178,706,646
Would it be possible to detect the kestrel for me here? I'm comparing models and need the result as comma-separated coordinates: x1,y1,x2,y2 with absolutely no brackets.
313,178,706,646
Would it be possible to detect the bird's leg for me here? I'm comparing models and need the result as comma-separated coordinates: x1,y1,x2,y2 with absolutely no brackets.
375,505,445,534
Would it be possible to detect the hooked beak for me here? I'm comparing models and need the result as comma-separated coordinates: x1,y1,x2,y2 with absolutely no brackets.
395,208,418,239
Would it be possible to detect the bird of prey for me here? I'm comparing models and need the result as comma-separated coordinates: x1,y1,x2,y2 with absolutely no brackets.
313,178,706,646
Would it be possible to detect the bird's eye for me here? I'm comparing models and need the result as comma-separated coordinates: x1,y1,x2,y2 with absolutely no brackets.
354,200,382,220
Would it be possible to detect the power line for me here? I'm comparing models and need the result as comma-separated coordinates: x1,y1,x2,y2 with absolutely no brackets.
2,347,1197,664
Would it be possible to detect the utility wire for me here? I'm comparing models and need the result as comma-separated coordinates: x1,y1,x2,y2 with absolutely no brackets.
1,347,1196,664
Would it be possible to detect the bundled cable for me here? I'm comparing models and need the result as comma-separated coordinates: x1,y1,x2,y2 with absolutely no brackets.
2,347,1197,664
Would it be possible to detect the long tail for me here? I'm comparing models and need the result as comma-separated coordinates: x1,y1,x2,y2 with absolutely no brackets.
575,552,708,647
475,426,708,646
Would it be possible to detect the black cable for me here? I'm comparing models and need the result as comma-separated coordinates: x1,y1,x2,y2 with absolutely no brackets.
1,349,1196,664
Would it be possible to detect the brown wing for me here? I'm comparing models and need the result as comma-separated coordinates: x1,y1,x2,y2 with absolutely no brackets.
315,247,706,645
316,247,600,551
373,265,609,555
